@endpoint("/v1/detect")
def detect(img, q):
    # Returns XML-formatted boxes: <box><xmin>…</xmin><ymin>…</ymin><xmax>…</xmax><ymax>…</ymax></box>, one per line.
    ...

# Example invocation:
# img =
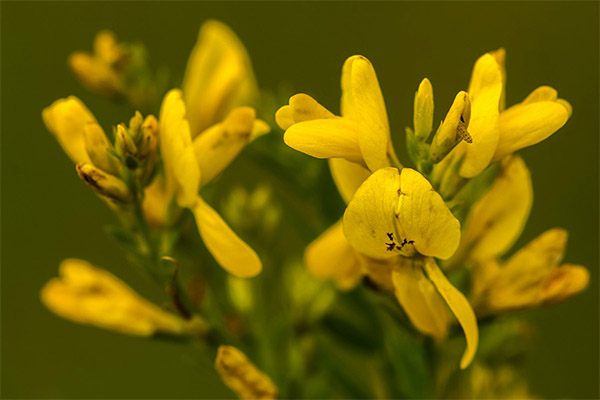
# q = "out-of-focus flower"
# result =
<box><xmin>69</xmin><ymin>30</ymin><xmax>165</xmax><ymax>111</ymax></box>
<box><xmin>182</xmin><ymin>20</ymin><xmax>259</xmax><ymax>137</ymax></box>
<box><xmin>445</xmin><ymin>155</ymin><xmax>533</xmax><ymax>269</ymax></box>
<box><xmin>215</xmin><ymin>345</ymin><xmax>278</xmax><ymax>400</ymax></box>
<box><xmin>472</xmin><ymin>228</ymin><xmax>589</xmax><ymax>315</ymax></box>
<box><xmin>343</xmin><ymin>167</ymin><xmax>477</xmax><ymax>369</ymax></box>
<box><xmin>443</xmin><ymin>48</ymin><xmax>571</xmax><ymax>178</ymax></box>
<box><xmin>69</xmin><ymin>30</ymin><xmax>126</xmax><ymax>98</ymax></box>
<box><xmin>41</xmin><ymin>259</ymin><xmax>200</xmax><ymax>336</ymax></box>
<box><xmin>157</xmin><ymin>89</ymin><xmax>266</xmax><ymax>278</ymax></box>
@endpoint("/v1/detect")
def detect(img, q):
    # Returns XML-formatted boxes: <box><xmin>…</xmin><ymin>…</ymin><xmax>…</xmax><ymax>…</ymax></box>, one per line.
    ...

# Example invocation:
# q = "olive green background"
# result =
<box><xmin>2</xmin><ymin>1</ymin><xmax>598</xmax><ymax>399</ymax></box>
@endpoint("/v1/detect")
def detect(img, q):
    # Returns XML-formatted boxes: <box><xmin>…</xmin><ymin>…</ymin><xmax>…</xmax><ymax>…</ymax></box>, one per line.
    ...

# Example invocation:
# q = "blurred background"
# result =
<box><xmin>2</xmin><ymin>2</ymin><xmax>598</xmax><ymax>398</ymax></box>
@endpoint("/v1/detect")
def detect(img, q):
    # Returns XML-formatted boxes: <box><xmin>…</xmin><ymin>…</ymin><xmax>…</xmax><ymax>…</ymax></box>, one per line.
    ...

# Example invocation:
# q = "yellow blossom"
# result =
<box><xmin>158</xmin><ymin>89</ymin><xmax>264</xmax><ymax>278</ymax></box>
<box><xmin>41</xmin><ymin>259</ymin><xmax>190</xmax><ymax>336</ymax></box>
<box><xmin>343</xmin><ymin>167</ymin><xmax>478</xmax><ymax>369</ymax></box>
<box><xmin>42</xmin><ymin>96</ymin><xmax>97</xmax><ymax>164</ymax></box>
<box><xmin>446</xmin><ymin>155</ymin><xmax>533</xmax><ymax>269</ymax></box>
<box><xmin>215</xmin><ymin>345</ymin><xmax>278</xmax><ymax>400</ymax></box>
<box><xmin>451</xmin><ymin>49</ymin><xmax>571</xmax><ymax>178</ymax></box>
<box><xmin>182</xmin><ymin>20</ymin><xmax>259</xmax><ymax>137</ymax></box>
<box><xmin>277</xmin><ymin>55</ymin><xmax>398</xmax><ymax>172</ymax></box>
<box><xmin>472</xmin><ymin>229</ymin><xmax>589</xmax><ymax>314</ymax></box>
<box><xmin>69</xmin><ymin>30</ymin><xmax>125</xmax><ymax>97</ymax></box>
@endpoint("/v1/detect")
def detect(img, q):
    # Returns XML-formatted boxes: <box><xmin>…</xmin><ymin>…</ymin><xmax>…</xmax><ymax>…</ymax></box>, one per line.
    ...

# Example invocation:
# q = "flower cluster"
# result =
<box><xmin>40</xmin><ymin>20</ymin><xmax>588</xmax><ymax>399</ymax></box>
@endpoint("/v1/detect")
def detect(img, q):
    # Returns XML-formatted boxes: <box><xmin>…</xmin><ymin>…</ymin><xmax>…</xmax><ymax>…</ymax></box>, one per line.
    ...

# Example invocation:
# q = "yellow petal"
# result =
<box><xmin>460</xmin><ymin>54</ymin><xmax>503</xmax><ymax>178</ymax></box>
<box><xmin>215</xmin><ymin>345</ymin><xmax>278</xmax><ymax>400</ymax></box>
<box><xmin>159</xmin><ymin>89</ymin><xmax>201</xmax><ymax>207</ymax></box>
<box><xmin>489</xmin><ymin>48</ymin><xmax>506</xmax><ymax>111</ymax></box>
<box><xmin>455</xmin><ymin>156</ymin><xmax>532</xmax><ymax>263</ymax></box>
<box><xmin>344</xmin><ymin>168</ymin><xmax>460</xmax><ymax>260</ymax></box>
<box><xmin>541</xmin><ymin>264</ymin><xmax>589</xmax><ymax>304</ymax></box>
<box><xmin>424</xmin><ymin>258</ymin><xmax>478</xmax><ymax>369</ymax></box>
<box><xmin>142</xmin><ymin>176</ymin><xmax>172</xmax><ymax>227</ymax></box>
<box><xmin>392</xmin><ymin>257</ymin><xmax>450</xmax><ymax>339</ymax></box>
<box><xmin>192</xmin><ymin>196</ymin><xmax>262</xmax><ymax>278</ymax></box>
<box><xmin>396</xmin><ymin>168</ymin><xmax>461</xmax><ymax>259</ymax></box>
<box><xmin>305</xmin><ymin>220</ymin><xmax>363</xmax><ymax>290</ymax></box>
<box><xmin>83</xmin><ymin>122</ymin><xmax>119</xmax><ymax>175</ymax></box>
<box><xmin>283</xmin><ymin>118</ymin><xmax>364</xmax><ymax>164</ymax></box>
<box><xmin>522</xmin><ymin>85</ymin><xmax>557</xmax><ymax>104</ymax></box>
<box><xmin>193</xmin><ymin>106</ymin><xmax>259</xmax><ymax>186</ymax></box>
<box><xmin>503</xmin><ymin>228</ymin><xmax>567</xmax><ymax>277</ymax></box>
<box><xmin>42</xmin><ymin>96</ymin><xmax>97</xmax><ymax>164</ymax></box>
<box><xmin>430</xmin><ymin>91</ymin><xmax>470</xmax><ymax>163</ymax></box>
<box><xmin>342</xmin><ymin>55</ymin><xmax>390</xmax><ymax>171</ymax></box>
<box><xmin>76</xmin><ymin>163</ymin><xmax>132</xmax><ymax>202</ymax></box>
<box><xmin>413</xmin><ymin>78</ymin><xmax>434</xmax><ymax>141</ymax></box>
<box><xmin>494</xmin><ymin>100</ymin><xmax>570</xmax><ymax>160</ymax></box>
<box><xmin>251</xmin><ymin>119</ymin><xmax>271</xmax><ymax>139</ymax></box>
<box><xmin>329</xmin><ymin>158</ymin><xmax>370</xmax><ymax>204</ymax></box>
<box><xmin>343</xmin><ymin>167</ymin><xmax>401</xmax><ymax>259</ymax></box>
<box><xmin>41</xmin><ymin>259</ymin><xmax>185</xmax><ymax>336</ymax></box>
<box><xmin>182</xmin><ymin>20</ymin><xmax>257</xmax><ymax>137</ymax></box>
<box><xmin>275</xmin><ymin>93</ymin><xmax>335</xmax><ymax>130</ymax></box>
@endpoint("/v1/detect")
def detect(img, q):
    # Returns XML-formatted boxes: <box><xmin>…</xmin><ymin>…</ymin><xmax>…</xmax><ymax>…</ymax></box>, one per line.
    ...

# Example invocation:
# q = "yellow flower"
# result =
<box><xmin>42</xmin><ymin>96</ymin><xmax>97</xmax><ymax>165</ymax></box>
<box><xmin>158</xmin><ymin>89</ymin><xmax>266</xmax><ymax>278</ymax></box>
<box><xmin>450</xmin><ymin>49</ymin><xmax>571</xmax><ymax>178</ymax></box>
<box><xmin>276</xmin><ymin>55</ymin><xmax>399</xmax><ymax>172</ymax></box>
<box><xmin>342</xmin><ymin>166</ymin><xmax>478</xmax><ymax>369</ymax></box>
<box><xmin>41</xmin><ymin>259</ymin><xmax>191</xmax><ymax>336</ymax></box>
<box><xmin>143</xmin><ymin>20</ymin><xmax>268</xmax><ymax>229</ymax></box>
<box><xmin>215</xmin><ymin>345</ymin><xmax>278</xmax><ymax>400</ymax></box>
<box><xmin>182</xmin><ymin>20</ymin><xmax>259</xmax><ymax>137</ymax></box>
<box><xmin>446</xmin><ymin>155</ymin><xmax>533</xmax><ymax>268</ymax></box>
<box><xmin>69</xmin><ymin>30</ymin><xmax>125</xmax><ymax>97</ymax></box>
<box><xmin>277</xmin><ymin>55</ymin><xmax>398</xmax><ymax>289</ymax></box>
<box><xmin>472</xmin><ymin>229</ymin><xmax>589</xmax><ymax>314</ymax></box>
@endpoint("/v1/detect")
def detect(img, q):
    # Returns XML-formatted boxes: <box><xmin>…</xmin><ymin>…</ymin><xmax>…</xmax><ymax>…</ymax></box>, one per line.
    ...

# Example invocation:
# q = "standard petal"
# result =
<box><xmin>494</xmin><ymin>100</ymin><xmax>570</xmax><ymax>160</ymax></box>
<box><xmin>192</xmin><ymin>197</ymin><xmax>262</xmax><ymax>278</ymax></box>
<box><xmin>541</xmin><ymin>264</ymin><xmax>589</xmax><ymax>304</ymax></box>
<box><xmin>42</xmin><ymin>96</ymin><xmax>97</xmax><ymax>164</ymax></box>
<box><xmin>329</xmin><ymin>158</ymin><xmax>370</xmax><ymax>204</ymax></box>
<box><xmin>343</xmin><ymin>167</ymin><xmax>401</xmax><ymax>259</ymax></box>
<box><xmin>159</xmin><ymin>89</ymin><xmax>201</xmax><ymax>207</ymax></box>
<box><xmin>305</xmin><ymin>220</ymin><xmax>363</xmax><ymax>290</ymax></box>
<box><xmin>392</xmin><ymin>257</ymin><xmax>450</xmax><ymax>339</ymax></box>
<box><xmin>424</xmin><ymin>258</ymin><xmax>478</xmax><ymax>369</ymax></box>
<box><xmin>460</xmin><ymin>54</ymin><xmax>503</xmax><ymax>178</ymax></box>
<box><xmin>453</xmin><ymin>156</ymin><xmax>532</xmax><ymax>264</ymax></box>
<box><xmin>182</xmin><ymin>20</ymin><xmax>257</xmax><ymax>136</ymax></box>
<box><xmin>275</xmin><ymin>93</ymin><xmax>335</xmax><ymax>130</ymax></box>
<box><xmin>397</xmin><ymin>168</ymin><xmax>461</xmax><ymax>260</ymax></box>
<box><xmin>344</xmin><ymin>55</ymin><xmax>391</xmax><ymax>171</ymax></box>
<box><xmin>283</xmin><ymin>119</ymin><xmax>364</xmax><ymax>164</ymax></box>
<box><xmin>193</xmin><ymin>106</ymin><xmax>260</xmax><ymax>186</ymax></box>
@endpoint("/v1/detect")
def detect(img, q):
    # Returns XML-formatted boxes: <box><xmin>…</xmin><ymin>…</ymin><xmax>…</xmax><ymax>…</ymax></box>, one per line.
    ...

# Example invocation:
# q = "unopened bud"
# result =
<box><xmin>84</xmin><ymin>122</ymin><xmax>120</xmax><ymax>175</ymax></box>
<box><xmin>76</xmin><ymin>163</ymin><xmax>131</xmax><ymax>202</ymax></box>
<box><xmin>129</xmin><ymin>111</ymin><xmax>144</xmax><ymax>142</ymax></box>
<box><xmin>430</xmin><ymin>91</ymin><xmax>471</xmax><ymax>163</ymax></box>
<box><xmin>414</xmin><ymin>78</ymin><xmax>434</xmax><ymax>141</ymax></box>
<box><xmin>115</xmin><ymin>124</ymin><xmax>138</xmax><ymax>167</ymax></box>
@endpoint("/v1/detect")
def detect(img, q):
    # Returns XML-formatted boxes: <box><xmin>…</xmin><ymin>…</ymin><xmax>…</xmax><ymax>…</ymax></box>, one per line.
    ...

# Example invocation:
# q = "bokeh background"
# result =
<box><xmin>2</xmin><ymin>1</ymin><xmax>598</xmax><ymax>399</ymax></box>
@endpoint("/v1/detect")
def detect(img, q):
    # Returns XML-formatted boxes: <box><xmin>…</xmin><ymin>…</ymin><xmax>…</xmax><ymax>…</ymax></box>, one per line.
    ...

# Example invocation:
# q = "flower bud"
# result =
<box><xmin>215</xmin><ymin>345</ymin><xmax>278</xmax><ymax>400</ymax></box>
<box><xmin>413</xmin><ymin>78</ymin><xmax>434</xmax><ymax>141</ymax></box>
<box><xmin>115</xmin><ymin>124</ymin><xmax>138</xmax><ymax>169</ymax></box>
<box><xmin>430</xmin><ymin>91</ymin><xmax>471</xmax><ymax>163</ymax></box>
<box><xmin>76</xmin><ymin>163</ymin><xmax>132</xmax><ymax>202</ymax></box>
<box><xmin>128</xmin><ymin>111</ymin><xmax>144</xmax><ymax>142</ymax></box>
